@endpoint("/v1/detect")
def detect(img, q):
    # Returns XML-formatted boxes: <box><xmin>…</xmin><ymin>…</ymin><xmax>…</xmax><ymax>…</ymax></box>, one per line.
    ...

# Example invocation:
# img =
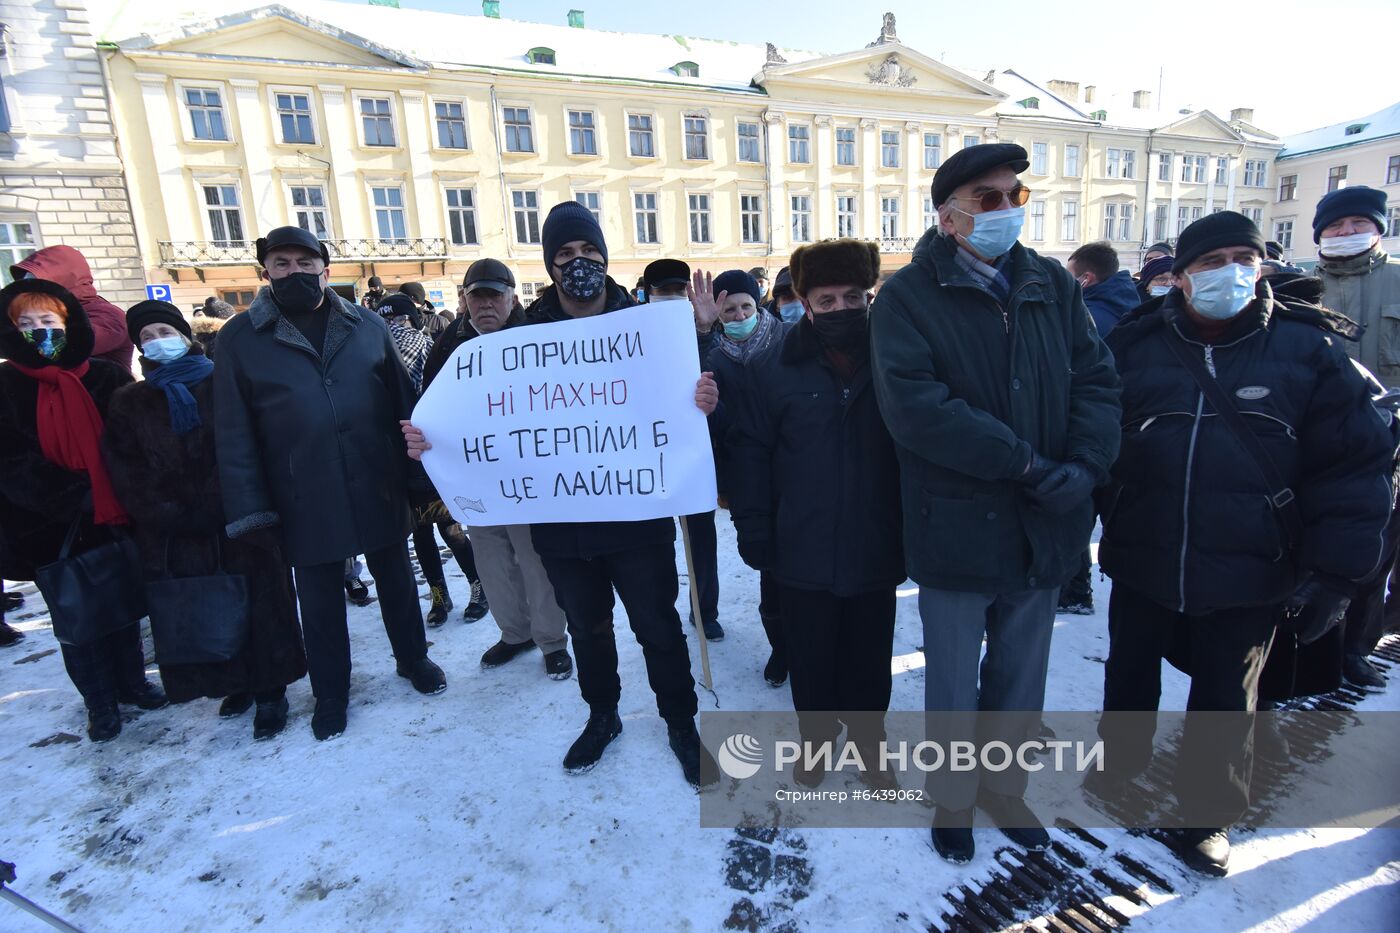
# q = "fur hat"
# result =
<box><xmin>788</xmin><ymin>239</ymin><xmax>881</xmax><ymax>296</ymax></box>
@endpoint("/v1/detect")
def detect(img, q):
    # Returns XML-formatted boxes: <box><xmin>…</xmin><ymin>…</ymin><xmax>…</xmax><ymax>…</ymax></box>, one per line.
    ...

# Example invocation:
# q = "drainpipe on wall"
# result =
<box><xmin>761</xmin><ymin>107</ymin><xmax>774</xmax><ymax>264</ymax></box>
<box><xmin>1141</xmin><ymin>128</ymin><xmax>1156</xmax><ymax>258</ymax></box>
<box><xmin>488</xmin><ymin>83</ymin><xmax>514</xmax><ymax>263</ymax></box>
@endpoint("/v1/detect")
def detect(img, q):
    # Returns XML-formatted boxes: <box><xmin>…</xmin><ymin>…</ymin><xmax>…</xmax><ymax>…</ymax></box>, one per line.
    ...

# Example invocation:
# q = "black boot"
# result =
<box><xmin>1175</xmin><ymin>827</ymin><xmax>1230</xmax><ymax>877</ymax></box>
<box><xmin>86</xmin><ymin>702</ymin><xmax>122</xmax><ymax>743</ymax></box>
<box><xmin>667</xmin><ymin>718</ymin><xmax>719</xmax><ymax>788</ymax></box>
<box><xmin>931</xmin><ymin>805</ymin><xmax>976</xmax><ymax>863</ymax></box>
<box><xmin>117</xmin><ymin>681</ymin><xmax>169</xmax><ymax>710</ymax></box>
<box><xmin>976</xmin><ymin>788</ymin><xmax>1050</xmax><ymax>850</ymax></box>
<box><xmin>0</xmin><ymin>619</ymin><xmax>24</xmax><ymax>648</ymax></box>
<box><xmin>344</xmin><ymin>577</ymin><xmax>375</xmax><ymax>607</ymax></box>
<box><xmin>252</xmin><ymin>691</ymin><xmax>289</xmax><ymax>740</ymax></box>
<box><xmin>312</xmin><ymin>697</ymin><xmax>348</xmax><ymax>741</ymax></box>
<box><xmin>763</xmin><ymin>651</ymin><xmax>787</xmax><ymax>688</ymax></box>
<box><xmin>1343</xmin><ymin>653</ymin><xmax>1387</xmax><ymax>691</ymax></box>
<box><xmin>425</xmin><ymin>583</ymin><xmax>452</xmax><ymax>628</ymax></box>
<box><xmin>397</xmin><ymin>656</ymin><xmax>447</xmax><ymax>694</ymax></box>
<box><xmin>480</xmin><ymin>638</ymin><xmax>535</xmax><ymax>668</ymax></box>
<box><xmin>219</xmin><ymin>693</ymin><xmax>254</xmax><ymax>718</ymax></box>
<box><xmin>463</xmin><ymin>579</ymin><xmax>489</xmax><ymax>623</ymax></box>
<box><xmin>563</xmin><ymin>709</ymin><xmax>623</xmax><ymax>774</ymax></box>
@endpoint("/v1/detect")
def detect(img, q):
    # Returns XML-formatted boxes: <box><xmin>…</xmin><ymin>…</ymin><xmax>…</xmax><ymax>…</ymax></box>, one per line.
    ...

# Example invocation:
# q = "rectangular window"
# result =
<box><xmin>360</xmin><ymin>97</ymin><xmax>395</xmax><ymax>147</ymax></box>
<box><xmin>1244</xmin><ymin>159</ymin><xmax>1268</xmax><ymax>187</ymax></box>
<box><xmin>790</xmin><ymin>195</ymin><xmax>812</xmax><ymax>243</ymax></box>
<box><xmin>740</xmin><ymin>194</ymin><xmax>763</xmax><ymax>243</ymax></box>
<box><xmin>1122</xmin><ymin>150</ymin><xmax>1136</xmax><ymax>179</ymax></box>
<box><xmin>737</xmin><ymin>122</ymin><xmax>761</xmax><ymax>163</ymax></box>
<box><xmin>1103</xmin><ymin>202</ymin><xmax>1118</xmax><ymax>239</ymax></box>
<box><xmin>1030</xmin><ymin>201</ymin><xmax>1046</xmax><ymax>240</ymax></box>
<box><xmin>1032</xmin><ymin>142</ymin><xmax>1048</xmax><ymax>175</ymax></box>
<box><xmin>1387</xmin><ymin>207</ymin><xmax>1400</xmax><ymax>239</ymax></box>
<box><xmin>1158</xmin><ymin>152</ymin><xmax>1172</xmax><ymax>181</ymax></box>
<box><xmin>1106</xmin><ymin>148</ymin><xmax>1121</xmax><ymax>178</ymax></box>
<box><xmin>683</xmin><ymin>114</ymin><xmax>709</xmax><ymax>160</ymax></box>
<box><xmin>923</xmin><ymin>196</ymin><xmax>938</xmax><ymax>233</ymax></box>
<box><xmin>1182</xmin><ymin>154</ymin><xmax>1206</xmax><ymax>183</ymax></box>
<box><xmin>1327</xmin><ymin>165</ymin><xmax>1347</xmax><ymax>192</ymax></box>
<box><xmin>511</xmin><ymin>189</ymin><xmax>540</xmax><ymax>244</ymax></box>
<box><xmin>1060</xmin><ymin>198</ymin><xmax>1079</xmax><ymax>241</ymax></box>
<box><xmin>836</xmin><ymin>195</ymin><xmax>857</xmax><ymax>239</ymax></box>
<box><xmin>788</xmin><ymin>124</ymin><xmax>810</xmax><ymax>164</ymax></box>
<box><xmin>1279</xmin><ymin>174</ymin><xmax>1297</xmax><ymax>201</ymax></box>
<box><xmin>0</xmin><ymin>221</ymin><xmax>39</xmax><ymax>285</ymax></box>
<box><xmin>1102</xmin><ymin>202</ymin><xmax>1133</xmax><ymax>241</ymax></box>
<box><xmin>434</xmin><ymin>101</ymin><xmax>469</xmax><ymax>149</ymax></box>
<box><xmin>963</xmin><ymin>135</ymin><xmax>979</xmax><ymax>150</ymax></box>
<box><xmin>1242</xmin><ymin>206</ymin><xmax>1263</xmax><ymax>225</ymax></box>
<box><xmin>687</xmin><ymin>193</ymin><xmax>712</xmax><ymax>244</ymax></box>
<box><xmin>288</xmin><ymin>185</ymin><xmax>330</xmax><ymax>240</ymax></box>
<box><xmin>836</xmin><ymin>127</ymin><xmax>856</xmax><ymax>166</ymax></box>
<box><xmin>628</xmin><ymin>113</ymin><xmax>655</xmax><ymax>158</ymax></box>
<box><xmin>1273</xmin><ymin>219</ymin><xmax>1293</xmax><ymax>251</ymax></box>
<box><xmin>1154</xmin><ymin>203</ymin><xmax>1169</xmax><ymax>241</ymax></box>
<box><xmin>1388</xmin><ymin>155</ymin><xmax>1400</xmax><ymax>186</ymax></box>
<box><xmin>203</xmin><ymin>184</ymin><xmax>243</xmax><ymax>245</ymax></box>
<box><xmin>503</xmin><ymin>106</ymin><xmax>533</xmax><ymax>153</ymax></box>
<box><xmin>370</xmin><ymin>186</ymin><xmax>406</xmax><ymax>242</ymax></box>
<box><xmin>573</xmin><ymin>190</ymin><xmax>601</xmax><ymax>225</ymax></box>
<box><xmin>1214</xmin><ymin>157</ymin><xmax>1228</xmax><ymax>185</ymax></box>
<box><xmin>880</xmin><ymin>196</ymin><xmax>900</xmax><ymax>239</ymax></box>
<box><xmin>184</xmin><ymin>87</ymin><xmax>228</xmax><ymax>141</ymax></box>
<box><xmin>923</xmin><ymin>133</ymin><xmax>942</xmax><ymax>170</ymax></box>
<box><xmin>1064</xmin><ymin>144</ymin><xmax>1080</xmax><ymax>177</ymax></box>
<box><xmin>1118</xmin><ymin>203</ymin><xmax>1135</xmax><ymax>241</ymax></box>
<box><xmin>633</xmin><ymin>192</ymin><xmax>658</xmax><ymax>244</ymax></box>
<box><xmin>568</xmin><ymin>109</ymin><xmax>597</xmax><ymax>156</ymax></box>
<box><xmin>445</xmin><ymin>188</ymin><xmax>478</xmax><ymax>246</ymax></box>
<box><xmin>881</xmin><ymin>130</ymin><xmax>900</xmax><ymax>169</ymax></box>
<box><xmin>1177</xmin><ymin>204</ymin><xmax>1203</xmax><ymax>234</ymax></box>
<box><xmin>275</xmin><ymin>92</ymin><xmax>314</xmax><ymax>145</ymax></box>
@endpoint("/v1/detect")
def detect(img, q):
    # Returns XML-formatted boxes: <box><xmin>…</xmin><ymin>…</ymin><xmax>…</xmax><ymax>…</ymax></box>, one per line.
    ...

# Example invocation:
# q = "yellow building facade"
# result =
<box><xmin>97</xmin><ymin>3</ymin><xmax>1282</xmax><ymax>311</ymax></box>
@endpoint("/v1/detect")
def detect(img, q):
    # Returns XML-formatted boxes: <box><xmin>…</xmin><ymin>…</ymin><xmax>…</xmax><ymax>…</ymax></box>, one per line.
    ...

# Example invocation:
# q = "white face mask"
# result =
<box><xmin>1149</xmin><ymin>285</ymin><xmax>1172</xmax><ymax>297</ymax></box>
<box><xmin>1319</xmin><ymin>232</ymin><xmax>1378</xmax><ymax>258</ymax></box>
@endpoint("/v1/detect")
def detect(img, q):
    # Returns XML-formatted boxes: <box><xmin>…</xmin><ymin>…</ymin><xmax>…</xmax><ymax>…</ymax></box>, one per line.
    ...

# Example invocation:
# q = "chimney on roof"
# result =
<box><xmin>482</xmin><ymin>0</ymin><xmax>500</xmax><ymax>16</ymax></box>
<box><xmin>1046</xmin><ymin>79</ymin><xmax>1079</xmax><ymax>101</ymax></box>
<box><xmin>1132</xmin><ymin>89</ymin><xmax>1152</xmax><ymax>109</ymax></box>
<box><xmin>567</xmin><ymin>9</ymin><xmax>585</xmax><ymax>28</ymax></box>
<box><xmin>1084</xmin><ymin>85</ymin><xmax>1096</xmax><ymax>104</ymax></box>
<box><xmin>1230</xmin><ymin>107</ymin><xmax>1254</xmax><ymax>124</ymax></box>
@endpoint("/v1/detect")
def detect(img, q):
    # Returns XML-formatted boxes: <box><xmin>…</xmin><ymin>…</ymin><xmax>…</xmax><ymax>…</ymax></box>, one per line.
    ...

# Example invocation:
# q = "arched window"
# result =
<box><xmin>526</xmin><ymin>47</ymin><xmax>556</xmax><ymax>66</ymax></box>
<box><xmin>672</xmin><ymin>61</ymin><xmax>699</xmax><ymax>78</ymax></box>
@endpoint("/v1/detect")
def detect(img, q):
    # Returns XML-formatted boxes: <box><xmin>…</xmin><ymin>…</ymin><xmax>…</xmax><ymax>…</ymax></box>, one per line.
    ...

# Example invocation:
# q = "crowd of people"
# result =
<box><xmin>2</xmin><ymin>141</ymin><xmax>1398</xmax><ymax>880</ymax></box>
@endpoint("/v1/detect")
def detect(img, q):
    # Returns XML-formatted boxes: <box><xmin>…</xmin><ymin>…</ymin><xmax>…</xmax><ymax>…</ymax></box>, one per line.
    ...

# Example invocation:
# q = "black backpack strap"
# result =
<box><xmin>1163</xmin><ymin>326</ymin><xmax>1304</xmax><ymax>547</ymax></box>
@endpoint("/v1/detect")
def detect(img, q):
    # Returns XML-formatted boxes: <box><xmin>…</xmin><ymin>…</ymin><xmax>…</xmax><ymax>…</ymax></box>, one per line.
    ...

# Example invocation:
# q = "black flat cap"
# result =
<box><xmin>643</xmin><ymin>258</ymin><xmax>691</xmax><ymax>289</ymax></box>
<box><xmin>932</xmin><ymin>142</ymin><xmax>1030</xmax><ymax>207</ymax></box>
<box><xmin>255</xmin><ymin>225</ymin><xmax>330</xmax><ymax>266</ymax></box>
<box><xmin>463</xmin><ymin>258</ymin><xmax>516</xmax><ymax>293</ymax></box>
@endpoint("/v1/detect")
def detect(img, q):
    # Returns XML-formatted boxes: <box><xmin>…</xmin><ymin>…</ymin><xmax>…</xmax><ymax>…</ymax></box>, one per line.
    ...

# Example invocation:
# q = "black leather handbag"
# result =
<box><xmin>35</xmin><ymin>518</ymin><xmax>147</xmax><ymax>647</ymax></box>
<box><xmin>146</xmin><ymin>536</ymin><xmax>249</xmax><ymax>665</ymax></box>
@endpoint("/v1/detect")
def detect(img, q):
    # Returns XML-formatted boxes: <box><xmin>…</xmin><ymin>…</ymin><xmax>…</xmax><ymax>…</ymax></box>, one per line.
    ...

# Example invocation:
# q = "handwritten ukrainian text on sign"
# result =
<box><xmin>412</xmin><ymin>303</ymin><xmax>717</xmax><ymax>526</ymax></box>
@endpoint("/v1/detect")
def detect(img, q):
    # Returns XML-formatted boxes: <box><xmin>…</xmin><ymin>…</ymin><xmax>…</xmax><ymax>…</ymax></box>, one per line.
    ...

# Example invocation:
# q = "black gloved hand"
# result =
<box><xmin>737</xmin><ymin>535</ymin><xmax>773</xmax><ymax>572</ymax></box>
<box><xmin>1018</xmin><ymin>452</ymin><xmax>1058</xmax><ymax>487</ymax></box>
<box><xmin>1025</xmin><ymin>461</ymin><xmax>1096</xmax><ymax>514</ymax></box>
<box><xmin>1283</xmin><ymin>574</ymin><xmax>1353</xmax><ymax>645</ymax></box>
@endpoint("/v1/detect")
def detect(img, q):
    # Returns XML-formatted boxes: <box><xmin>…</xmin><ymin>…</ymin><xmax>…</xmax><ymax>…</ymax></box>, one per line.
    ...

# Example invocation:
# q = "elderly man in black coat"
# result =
<box><xmin>213</xmin><ymin>226</ymin><xmax>445</xmax><ymax>741</ymax></box>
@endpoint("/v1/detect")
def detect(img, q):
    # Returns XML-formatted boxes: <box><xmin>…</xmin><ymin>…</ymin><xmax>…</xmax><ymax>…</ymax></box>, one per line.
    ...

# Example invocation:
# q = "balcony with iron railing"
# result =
<box><xmin>158</xmin><ymin>238</ymin><xmax>449</xmax><ymax>267</ymax></box>
<box><xmin>877</xmin><ymin>236</ymin><xmax>920</xmax><ymax>253</ymax></box>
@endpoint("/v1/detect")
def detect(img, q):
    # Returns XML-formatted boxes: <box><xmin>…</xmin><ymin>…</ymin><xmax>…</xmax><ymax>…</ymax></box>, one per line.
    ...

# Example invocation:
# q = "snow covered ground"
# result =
<box><xmin>2</xmin><ymin>516</ymin><xmax>1397</xmax><ymax>931</ymax></box>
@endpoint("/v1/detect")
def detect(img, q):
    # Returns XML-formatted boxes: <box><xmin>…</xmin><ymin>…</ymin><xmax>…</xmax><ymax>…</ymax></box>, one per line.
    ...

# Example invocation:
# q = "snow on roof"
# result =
<box><xmin>988</xmin><ymin>70</ymin><xmax>1092</xmax><ymax>123</ymax></box>
<box><xmin>1279</xmin><ymin>100</ymin><xmax>1400</xmax><ymax>158</ymax></box>
<box><xmin>91</xmin><ymin>0</ymin><xmax>822</xmax><ymax>92</ymax></box>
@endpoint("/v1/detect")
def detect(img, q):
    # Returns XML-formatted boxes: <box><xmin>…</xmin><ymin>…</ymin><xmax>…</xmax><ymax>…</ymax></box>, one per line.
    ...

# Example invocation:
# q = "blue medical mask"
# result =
<box><xmin>778</xmin><ymin>301</ymin><xmax>805</xmax><ymax>323</ymax></box>
<box><xmin>961</xmin><ymin>206</ymin><xmax>1025</xmax><ymax>259</ymax></box>
<box><xmin>142</xmin><ymin>336</ymin><xmax>190</xmax><ymax>362</ymax></box>
<box><xmin>1149</xmin><ymin>285</ymin><xmax>1172</xmax><ymax>297</ymax></box>
<box><xmin>1187</xmin><ymin>263</ymin><xmax>1257</xmax><ymax>320</ymax></box>
<box><xmin>722</xmin><ymin>313</ymin><xmax>760</xmax><ymax>340</ymax></box>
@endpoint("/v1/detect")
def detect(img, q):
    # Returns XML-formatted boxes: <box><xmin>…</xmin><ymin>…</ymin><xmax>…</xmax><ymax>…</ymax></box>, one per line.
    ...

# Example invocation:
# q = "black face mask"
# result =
<box><xmin>270</xmin><ymin>272</ymin><xmax>325</xmax><ymax>313</ymax></box>
<box><xmin>809</xmin><ymin>306</ymin><xmax>869</xmax><ymax>347</ymax></box>
<box><xmin>553</xmin><ymin>257</ymin><xmax>608</xmax><ymax>303</ymax></box>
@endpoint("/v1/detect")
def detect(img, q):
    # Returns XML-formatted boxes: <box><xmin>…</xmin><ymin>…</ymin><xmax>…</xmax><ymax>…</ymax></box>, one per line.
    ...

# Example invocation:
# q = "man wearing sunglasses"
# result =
<box><xmin>871</xmin><ymin>142</ymin><xmax>1122</xmax><ymax>863</ymax></box>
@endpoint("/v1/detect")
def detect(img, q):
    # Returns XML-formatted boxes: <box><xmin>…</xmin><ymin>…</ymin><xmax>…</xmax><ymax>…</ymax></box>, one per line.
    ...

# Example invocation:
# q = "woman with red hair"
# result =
<box><xmin>0</xmin><ymin>279</ymin><xmax>166</xmax><ymax>741</ymax></box>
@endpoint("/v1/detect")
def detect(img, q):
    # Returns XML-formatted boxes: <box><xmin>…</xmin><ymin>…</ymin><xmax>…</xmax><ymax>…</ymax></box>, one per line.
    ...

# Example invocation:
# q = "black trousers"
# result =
<box><xmin>777</xmin><ymin>585</ymin><xmax>896</xmax><ymax>747</ymax></box>
<box><xmin>59</xmin><ymin>622</ymin><xmax>147</xmax><ymax>708</ymax></box>
<box><xmin>412</xmin><ymin>520</ymin><xmax>478</xmax><ymax>586</ymax></box>
<box><xmin>1100</xmin><ymin>583</ymin><xmax>1277</xmax><ymax>827</ymax></box>
<box><xmin>1061</xmin><ymin>548</ymin><xmax>1094</xmax><ymax>605</ymax></box>
<box><xmin>541</xmin><ymin>545</ymin><xmax>697</xmax><ymax>722</ymax></box>
<box><xmin>683</xmin><ymin>511</ymin><xmax>719</xmax><ymax>626</ymax></box>
<box><xmin>293</xmin><ymin>541</ymin><xmax>428</xmax><ymax>700</ymax></box>
<box><xmin>759</xmin><ymin>571</ymin><xmax>786</xmax><ymax>662</ymax></box>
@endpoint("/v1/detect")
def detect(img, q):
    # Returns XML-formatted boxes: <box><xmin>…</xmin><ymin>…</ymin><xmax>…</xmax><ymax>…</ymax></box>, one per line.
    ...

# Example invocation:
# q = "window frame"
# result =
<box><xmin>1106</xmin><ymin>148</ymin><xmax>1121</xmax><ymax>178</ymax></box>
<box><xmin>444</xmin><ymin>186</ymin><xmax>480</xmax><ymax>248</ymax></box>
<box><xmin>686</xmin><ymin>191</ymin><xmax>713</xmax><ymax>245</ymax></box>
<box><xmin>367</xmin><ymin>182</ymin><xmax>409</xmax><ymax>243</ymax></box>
<box><xmin>787</xmin><ymin>122</ymin><xmax>811</xmax><ymax>165</ymax></box>
<box><xmin>922</xmin><ymin>132</ymin><xmax>942</xmax><ymax>170</ymax></box>
<box><xmin>1386</xmin><ymin>206</ymin><xmax>1400</xmax><ymax>239</ymax></box>
<box><xmin>565</xmin><ymin>106</ymin><xmax>600</xmax><ymax>158</ymax></box>
<box><xmin>510</xmin><ymin>187</ymin><xmax>542</xmax><ymax>245</ymax></box>
<box><xmin>880</xmin><ymin>129</ymin><xmax>901</xmax><ymax>170</ymax></box>
<box><xmin>836</xmin><ymin>193</ymin><xmax>858</xmax><ymax>239</ymax></box>
<box><xmin>1157</xmin><ymin>152</ymin><xmax>1173</xmax><ymax>182</ymax></box>
<box><xmin>0</xmin><ymin>218</ymin><xmax>41</xmax><ymax>286</ymax></box>
<box><xmin>625</xmin><ymin>110</ymin><xmax>658</xmax><ymax>160</ymax></box>
<box><xmin>1214</xmin><ymin>156</ymin><xmax>1229</xmax><ymax>186</ymax></box>
<box><xmin>431</xmin><ymin>96</ymin><xmax>472</xmax><ymax>152</ymax></box>
<box><xmin>739</xmin><ymin>193</ymin><xmax>764</xmax><ymax>244</ymax></box>
<box><xmin>285</xmin><ymin>181</ymin><xmax>333</xmax><ymax>240</ymax></box>
<box><xmin>835</xmin><ymin>126</ymin><xmax>857</xmax><ymax>167</ymax></box>
<box><xmin>1272</xmin><ymin>219</ymin><xmax>1294</xmax><ymax>251</ymax></box>
<box><xmin>632</xmin><ymin>189</ymin><xmax>660</xmax><ymax>245</ymax></box>
<box><xmin>1031</xmin><ymin>141</ymin><xmax>1049</xmax><ymax>176</ymax></box>
<box><xmin>737</xmin><ymin>120</ymin><xmax>762</xmax><ymax>164</ymax></box>
<box><xmin>1278</xmin><ymin>174</ymin><xmax>1297</xmax><ymax>201</ymax></box>
<box><xmin>353</xmin><ymin>92</ymin><xmax>399</xmax><ymax>149</ymax></box>
<box><xmin>1060</xmin><ymin>197</ymin><xmax>1080</xmax><ymax>242</ymax></box>
<box><xmin>175</xmin><ymin>80</ymin><xmax>233</xmax><ymax>145</ymax></box>
<box><xmin>1327</xmin><ymin>165</ymin><xmax>1348</xmax><ymax>192</ymax></box>
<box><xmin>682</xmin><ymin>112</ymin><xmax>711</xmax><ymax>162</ymax></box>
<box><xmin>790</xmin><ymin>193</ymin><xmax>813</xmax><ymax>244</ymax></box>
<box><xmin>572</xmin><ymin>189</ymin><xmax>602</xmax><ymax>226</ymax></box>
<box><xmin>195</xmin><ymin>178</ymin><xmax>247</xmax><ymax>245</ymax></box>
<box><xmin>267</xmin><ymin>85</ymin><xmax>319</xmax><ymax>147</ymax></box>
<box><xmin>1063</xmin><ymin>143</ymin><xmax>1080</xmax><ymax>178</ymax></box>
<box><xmin>1387</xmin><ymin>155</ymin><xmax>1400</xmax><ymax>186</ymax></box>
<box><xmin>1029</xmin><ymin>200</ymin><xmax>1047</xmax><ymax>241</ymax></box>
<box><xmin>500</xmin><ymin>103</ymin><xmax>536</xmax><ymax>154</ymax></box>
<box><xmin>880</xmin><ymin>194</ymin><xmax>900</xmax><ymax>239</ymax></box>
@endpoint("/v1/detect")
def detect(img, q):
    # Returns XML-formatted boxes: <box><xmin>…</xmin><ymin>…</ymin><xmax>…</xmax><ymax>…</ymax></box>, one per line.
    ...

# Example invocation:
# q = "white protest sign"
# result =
<box><xmin>412</xmin><ymin>302</ymin><xmax>717</xmax><ymax>527</ymax></box>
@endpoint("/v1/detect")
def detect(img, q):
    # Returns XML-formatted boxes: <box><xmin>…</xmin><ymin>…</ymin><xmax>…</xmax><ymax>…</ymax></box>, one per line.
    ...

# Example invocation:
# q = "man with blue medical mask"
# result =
<box><xmin>1093</xmin><ymin>211</ymin><xmax>1395</xmax><ymax>877</ymax></box>
<box><xmin>870</xmin><ymin>142</ymin><xmax>1122</xmax><ymax>865</ymax></box>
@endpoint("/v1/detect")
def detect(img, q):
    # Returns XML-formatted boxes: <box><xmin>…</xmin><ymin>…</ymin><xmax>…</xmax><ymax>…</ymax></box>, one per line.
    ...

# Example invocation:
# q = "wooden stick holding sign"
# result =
<box><xmin>679</xmin><ymin>514</ymin><xmax>713</xmax><ymax>691</ymax></box>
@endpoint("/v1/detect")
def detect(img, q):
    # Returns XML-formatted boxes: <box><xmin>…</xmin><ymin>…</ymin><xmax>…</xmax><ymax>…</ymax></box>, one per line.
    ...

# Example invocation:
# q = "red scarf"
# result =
<box><xmin>10</xmin><ymin>361</ymin><xmax>129</xmax><ymax>526</ymax></box>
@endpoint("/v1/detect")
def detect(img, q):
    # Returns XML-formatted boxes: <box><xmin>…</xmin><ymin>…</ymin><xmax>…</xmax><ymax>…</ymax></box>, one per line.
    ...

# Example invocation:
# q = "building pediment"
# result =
<box><xmin>1158</xmin><ymin>111</ymin><xmax>1243</xmax><ymax>144</ymax></box>
<box><xmin>758</xmin><ymin>43</ymin><xmax>1004</xmax><ymax>105</ymax></box>
<box><xmin>112</xmin><ymin>4</ymin><xmax>425</xmax><ymax>71</ymax></box>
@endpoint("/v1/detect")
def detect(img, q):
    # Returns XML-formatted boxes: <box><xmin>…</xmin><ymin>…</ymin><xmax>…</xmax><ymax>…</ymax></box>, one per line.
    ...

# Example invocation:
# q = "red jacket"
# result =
<box><xmin>12</xmin><ymin>246</ymin><xmax>134</xmax><ymax>369</ymax></box>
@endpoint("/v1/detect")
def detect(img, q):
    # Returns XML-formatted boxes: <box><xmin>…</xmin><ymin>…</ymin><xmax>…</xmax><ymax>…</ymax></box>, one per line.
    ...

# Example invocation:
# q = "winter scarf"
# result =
<box><xmin>9</xmin><ymin>360</ymin><xmax>129</xmax><ymax>525</ymax></box>
<box><xmin>715</xmin><ymin>306</ymin><xmax>785</xmax><ymax>365</ymax></box>
<box><xmin>145</xmin><ymin>353</ymin><xmax>215</xmax><ymax>434</ymax></box>
<box><xmin>390</xmin><ymin>323</ymin><xmax>430</xmax><ymax>395</ymax></box>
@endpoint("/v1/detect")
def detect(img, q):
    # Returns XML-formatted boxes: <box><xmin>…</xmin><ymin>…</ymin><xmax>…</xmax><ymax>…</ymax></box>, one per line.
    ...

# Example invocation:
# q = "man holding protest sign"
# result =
<box><xmin>404</xmin><ymin>202</ymin><xmax>720</xmax><ymax>788</ymax></box>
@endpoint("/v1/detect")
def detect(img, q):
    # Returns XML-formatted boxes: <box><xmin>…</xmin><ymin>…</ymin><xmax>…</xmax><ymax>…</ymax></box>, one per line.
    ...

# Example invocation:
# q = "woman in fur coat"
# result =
<box><xmin>103</xmin><ymin>300</ymin><xmax>306</xmax><ymax>740</ymax></box>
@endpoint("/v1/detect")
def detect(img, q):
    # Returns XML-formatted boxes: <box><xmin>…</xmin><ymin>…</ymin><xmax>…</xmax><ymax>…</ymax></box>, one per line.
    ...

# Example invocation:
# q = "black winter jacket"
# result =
<box><xmin>728</xmin><ymin>318</ymin><xmax>905</xmax><ymax>596</ymax></box>
<box><xmin>521</xmin><ymin>279</ymin><xmax>677</xmax><ymax>559</ymax></box>
<box><xmin>1098</xmin><ymin>282</ymin><xmax>1395</xmax><ymax>614</ymax></box>
<box><xmin>213</xmin><ymin>286</ymin><xmax>422</xmax><ymax>567</ymax></box>
<box><xmin>871</xmin><ymin>229</ymin><xmax>1122</xmax><ymax>594</ymax></box>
